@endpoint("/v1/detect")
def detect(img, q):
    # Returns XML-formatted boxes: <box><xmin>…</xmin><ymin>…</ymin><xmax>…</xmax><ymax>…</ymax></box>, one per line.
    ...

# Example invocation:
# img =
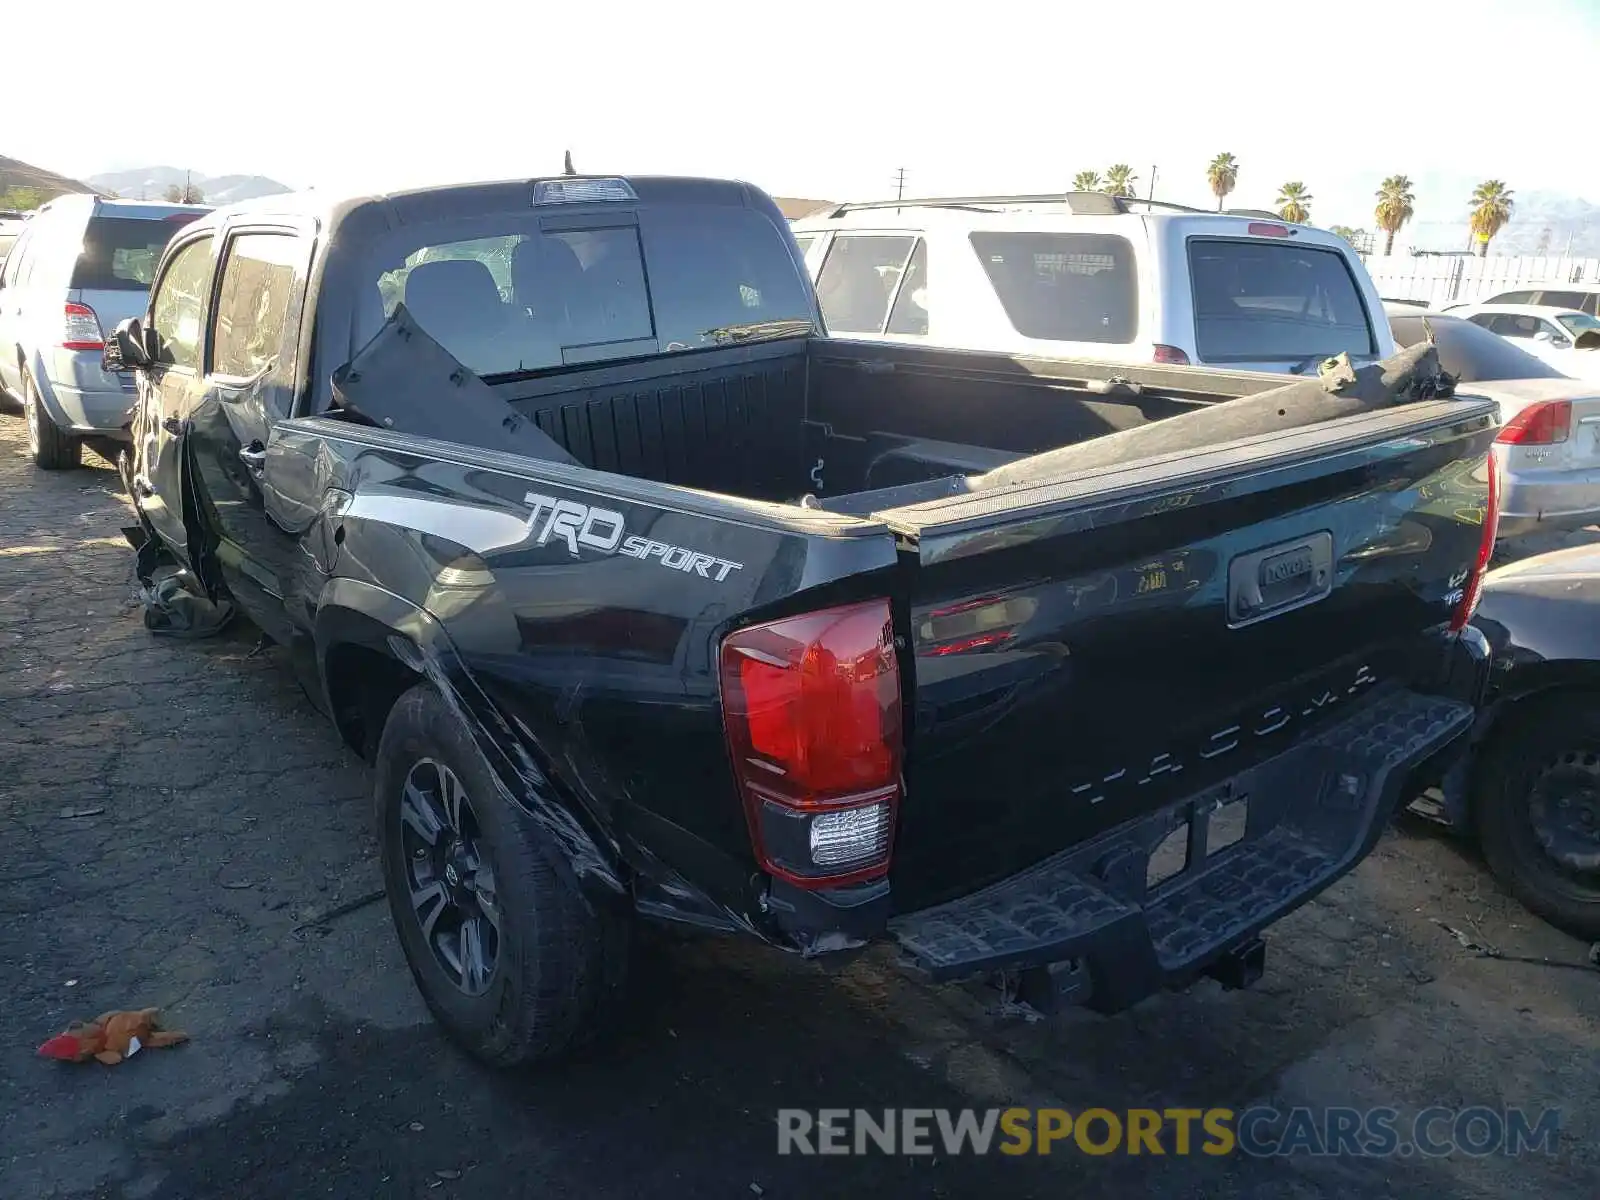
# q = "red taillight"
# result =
<box><xmin>1153</xmin><ymin>344</ymin><xmax>1191</xmax><ymax>366</ymax></box>
<box><xmin>1247</xmin><ymin>222</ymin><xmax>1291</xmax><ymax>237</ymax></box>
<box><xmin>1495</xmin><ymin>400</ymin><xmax>1571</xmax><ymax>446</ymax></box>
<box><xmin>1449</xmin><ymin>455</ymin><xmax>1501</xmax><ymax>633</ymax></box>
<box><xmin>719</xmin><ymin>599</ymin><xmax>903</xmax><ymax>888</ymax></box>
<box><xmin>61</xmin><ymin>302</ymin><xmax>104</xmax><ymax>351</ymax></box>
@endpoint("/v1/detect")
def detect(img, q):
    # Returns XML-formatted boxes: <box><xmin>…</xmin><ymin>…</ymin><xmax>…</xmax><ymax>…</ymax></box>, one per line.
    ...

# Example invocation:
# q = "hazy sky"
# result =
<box><xmin>12</xmin><ymin>0</ymin><xmax>1598</xmax><ymax>228</ymax></box>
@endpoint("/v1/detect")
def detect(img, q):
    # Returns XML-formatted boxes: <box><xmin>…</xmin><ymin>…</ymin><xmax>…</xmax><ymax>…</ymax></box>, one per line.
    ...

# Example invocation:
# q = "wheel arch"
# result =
<box><xmin>314</xmin><ymin>579</ymin><xmax>445</xmax><ymax>760</ymax></box>
<box><xmin>1463</xmin><ymin>665</ymin><xmax>1600</xmax><ymax>829</ymax></box>
<box><xmin>314</xmin><ymin>578</ymin><xmax>629</xmax><ymax>899</ymax></box>
<box><xmin>20</xmin><ymin>346</ymin><xmax>71</xmax><ymax>426</ymax></box>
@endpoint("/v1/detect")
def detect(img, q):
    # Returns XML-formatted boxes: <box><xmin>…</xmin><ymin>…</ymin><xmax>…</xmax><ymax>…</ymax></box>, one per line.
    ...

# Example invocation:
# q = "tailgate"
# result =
<box><xmin>875</xmin><ymin>395</ymin><xmax>1498</xmax><ymax>914</ymax></box>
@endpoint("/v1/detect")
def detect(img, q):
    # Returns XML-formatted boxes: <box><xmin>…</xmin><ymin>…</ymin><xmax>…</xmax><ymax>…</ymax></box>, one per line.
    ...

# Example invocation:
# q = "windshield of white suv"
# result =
<box><xmin>1188</xmin><ymin>239</ymin><xmax>1376</xmax><ymax>362</ymax></box>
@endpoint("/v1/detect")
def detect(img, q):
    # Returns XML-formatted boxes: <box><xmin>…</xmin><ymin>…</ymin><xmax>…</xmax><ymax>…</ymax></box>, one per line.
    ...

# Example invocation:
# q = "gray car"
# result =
<box><xmin>0</xmin><ymin>195</ymin><xmax>207</xmax><ymax>468</ymax></box>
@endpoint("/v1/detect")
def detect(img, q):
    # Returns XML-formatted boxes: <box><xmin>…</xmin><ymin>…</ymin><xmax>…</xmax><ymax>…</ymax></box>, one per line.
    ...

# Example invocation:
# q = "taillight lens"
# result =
<box><xmin>62</xmin><ymin>302</ymin><xmax>104</xmax><ymax>351</ymax></box>
<box><xmin>1449</xmin><ymin>454</ymin><xmax>1501</xmax><ymax>633</ymax></box>
<box><xmin>1247</xmin><ymin>222</ymin><xmax>1291</xmax><ymax>237</ymax></box>
<box><xmin>1495</xmin><ymin>400</ymin><xmax>1571</xmax><ymax>445</ymax></box>
<box><xmin>1153</xmin><ymin>344</ymin><xmax>1191</xmax><ymax>366</ymax></box>
<box><xmin>719</xmin><ymin>599</ymin><xmax>903</xmax><ymax>888</ymax></box>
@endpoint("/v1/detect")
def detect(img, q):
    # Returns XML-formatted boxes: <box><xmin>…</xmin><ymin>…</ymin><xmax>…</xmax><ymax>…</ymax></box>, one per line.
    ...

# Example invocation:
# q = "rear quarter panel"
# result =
<box><xmin>267</xmin><ymin>419</ymin><xmax>901</xmax><ymax>925</ymax></box>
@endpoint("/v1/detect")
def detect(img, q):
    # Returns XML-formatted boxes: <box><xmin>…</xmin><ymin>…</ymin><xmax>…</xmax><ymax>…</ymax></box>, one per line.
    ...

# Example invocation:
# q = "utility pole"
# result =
<box><xmin>1147</xmin><ymin>164</ymin><xmax>1157</xmax><ymax>203</ymax></box>
<box><xmin>893</xmin><ymin>167</ymin><xmax>907</xmax><ymax>202</ymax></box>
<box><xmin>185</xmin><ymin>169</ymin><xmax>191</xmax><ymax>204</ymax></box>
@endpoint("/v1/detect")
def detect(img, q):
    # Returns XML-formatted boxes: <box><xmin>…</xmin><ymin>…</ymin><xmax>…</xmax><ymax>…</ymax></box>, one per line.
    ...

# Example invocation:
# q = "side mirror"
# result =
<box><xmin>1533</xmin><ymin>329</ymin><xmax>1555</xmax><ymax>344</ymax></box>
<box><xmin>103</xmin><ymin>317</ymin><xmax>152</xmax><ymax>373</ymax></box>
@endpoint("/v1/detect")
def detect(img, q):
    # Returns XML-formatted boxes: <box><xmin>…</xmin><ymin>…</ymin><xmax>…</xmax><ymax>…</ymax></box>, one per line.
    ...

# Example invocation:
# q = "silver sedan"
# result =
<box><xmin>1387</xmin><ymin>304</ymin><xmax>1600</xmax><ymax>541</ymax></box>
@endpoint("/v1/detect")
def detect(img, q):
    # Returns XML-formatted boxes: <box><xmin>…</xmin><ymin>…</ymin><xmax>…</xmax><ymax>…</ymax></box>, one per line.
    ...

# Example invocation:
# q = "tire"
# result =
<box><xmin>1473</xmin><ymin>697</ymin><xmax>1600</xmax><ymax>941</ymax></box>
<box><xmin>374</xmin><ymin>682</ymin><xmax>628</xmax><ymax>1066</ymax></box>
<box><xmin>24</xmin><ymin>374</ymin><xmax>82</xmax><ymax>470</ymax></box>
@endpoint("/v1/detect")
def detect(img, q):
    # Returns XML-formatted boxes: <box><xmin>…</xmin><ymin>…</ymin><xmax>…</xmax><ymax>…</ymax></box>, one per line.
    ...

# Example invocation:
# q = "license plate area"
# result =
<box><xmin>1227</xmin><ymin>530</ymin><xmax>1334</xmax><ymax>627</ymax></box>
<box><xmin>1145</xmin><ymin>788</ymin><xmax>1251</xmax><ymax>890</ymax></box>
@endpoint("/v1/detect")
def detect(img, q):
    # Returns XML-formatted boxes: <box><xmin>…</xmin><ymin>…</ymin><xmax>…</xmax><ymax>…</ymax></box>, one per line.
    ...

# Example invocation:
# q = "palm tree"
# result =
<box><xmin>1374</xmin><ymin>175</ymin><xmax>1416</xmax><ymax>256</ymax></box>
<box><xmin>1104</xmin><ymin>164</ymin><xmax>1139</xmax><ymax>198</ymax></box>
<box><xmin>1206</xmin><ymin>153</ymin><xmax>1239</xmax><ymax>210</ymax></box>
<box><xmin>1469</xmin><ymin>181</ymin><xmax>1515</xmax><ymax>256</ymax></box>
<box><xmin>1071</xmin><ymin>170</ymin><xmax>1102</xmax><ymax>192</ymax></box>
<box><xmin>1277</xmin><ymin>181</ymin><xmax>1312</xmax><ymax>224</ymax></box>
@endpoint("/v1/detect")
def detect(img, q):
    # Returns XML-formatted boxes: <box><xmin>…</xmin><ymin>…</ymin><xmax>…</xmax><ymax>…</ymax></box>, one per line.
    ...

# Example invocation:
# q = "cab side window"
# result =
<box><xmin>211</xmin><ymin>233</ymin><xmax>302</xmax><ymax>381</ymax></box>
<box><xmin>149</xmin><ymin>237</ymin><xmax>214</xmax><ymax>370</ymax></box>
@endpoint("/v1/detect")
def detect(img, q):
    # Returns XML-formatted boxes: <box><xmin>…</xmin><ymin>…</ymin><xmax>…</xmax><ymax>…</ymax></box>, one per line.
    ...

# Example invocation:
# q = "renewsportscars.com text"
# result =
<box><xmin>776</xmin><ymin>1106</ymin><xmax>1562</xmax><ymax>1158</ymax></box>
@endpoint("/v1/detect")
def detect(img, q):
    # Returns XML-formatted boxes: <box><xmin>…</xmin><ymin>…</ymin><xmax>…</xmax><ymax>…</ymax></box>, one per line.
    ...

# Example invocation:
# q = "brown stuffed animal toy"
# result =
<box><xmin>37</xmin><ymin>1008</ymin><xmax>188</xmax><ymax>1065</ymax></box>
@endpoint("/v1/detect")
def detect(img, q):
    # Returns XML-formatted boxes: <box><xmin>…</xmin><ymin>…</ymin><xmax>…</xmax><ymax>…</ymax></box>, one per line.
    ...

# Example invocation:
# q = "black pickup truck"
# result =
<box><xmin>106</xmin><ymin>174</ymin><xmax>1500</xmax><ymax>1065</ymax></box>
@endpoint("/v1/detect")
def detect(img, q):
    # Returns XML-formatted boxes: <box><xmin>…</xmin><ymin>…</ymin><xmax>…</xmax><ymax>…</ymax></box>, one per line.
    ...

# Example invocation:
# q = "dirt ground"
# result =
<box><xmin>0</xmin><ymin>412</ymin><xmax>1596</xmax><ymax>1199</ymax></box>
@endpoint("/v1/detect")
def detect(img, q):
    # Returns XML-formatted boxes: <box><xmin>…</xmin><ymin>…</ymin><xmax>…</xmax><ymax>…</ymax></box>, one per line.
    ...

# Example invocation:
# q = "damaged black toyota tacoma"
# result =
<box><xmin>107</xmin><ymin>174</ymin><xmax>1501</xmax><ymax>1064</ymax></box>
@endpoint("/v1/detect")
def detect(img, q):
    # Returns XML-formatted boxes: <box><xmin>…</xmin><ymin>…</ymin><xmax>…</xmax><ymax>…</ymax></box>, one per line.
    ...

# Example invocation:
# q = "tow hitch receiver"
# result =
<box><xmin>1206</xmin><ymin>937</ymin><xmax>1267</xmax><ymax>991</ymax></box>
<box><xmin>1014</xmin><ymin>958</ymin><xmax>1093</xmax><ymax>1014</ymax></box>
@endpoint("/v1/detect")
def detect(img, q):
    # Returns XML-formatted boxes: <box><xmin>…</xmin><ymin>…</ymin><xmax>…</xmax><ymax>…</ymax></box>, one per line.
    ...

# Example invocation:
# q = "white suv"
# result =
<box><xmin>790</xmin><ymin>193</ymin><xmax>1395</xmax><ymax>375</ymax></box>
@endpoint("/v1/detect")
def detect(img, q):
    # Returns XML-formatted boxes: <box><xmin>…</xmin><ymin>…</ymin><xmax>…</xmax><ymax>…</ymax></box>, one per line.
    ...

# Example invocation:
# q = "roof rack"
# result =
<box><xmin>822</xmin><ymin>193</ymin><xmax>1294</xmax><ymax>221</ymax></box>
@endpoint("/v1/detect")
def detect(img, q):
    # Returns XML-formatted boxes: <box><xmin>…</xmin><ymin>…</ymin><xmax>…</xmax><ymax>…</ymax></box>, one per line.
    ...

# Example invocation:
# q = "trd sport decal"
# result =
<box><xmin>523</xmin><ymin>492</ymin><xmax>744</xmax><ymax>582</ymax></box>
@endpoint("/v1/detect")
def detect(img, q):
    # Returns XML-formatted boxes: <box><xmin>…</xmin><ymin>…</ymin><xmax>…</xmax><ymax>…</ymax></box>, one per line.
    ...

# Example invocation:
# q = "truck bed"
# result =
<box><xmin>353</xmin><ymin>331</ymin><xmax>1296</xmax><ymax>507</ymax></box>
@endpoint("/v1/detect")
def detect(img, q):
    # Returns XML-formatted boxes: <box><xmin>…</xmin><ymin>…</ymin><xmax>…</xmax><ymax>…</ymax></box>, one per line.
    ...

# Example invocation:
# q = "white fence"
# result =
<box><xmin>1361</xmin><ymin>254</ymin><xmax>1600</xmax><ymax>307</ymax></box>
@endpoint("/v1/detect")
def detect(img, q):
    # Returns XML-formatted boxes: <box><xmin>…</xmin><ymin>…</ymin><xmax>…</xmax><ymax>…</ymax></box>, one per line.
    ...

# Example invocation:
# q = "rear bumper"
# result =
<box><xmin>886</xmin><ymin>686</ymin><xmax>1474</xmax><ymax>1012</ymax></box>
<box><xmin>39</xmin><ymin>351</ymin><xmax>136</xmax><ymax>437</ymax></box>
<box><xmin>44</xmin><ymin>382</ymin><xmax>135</xmax><ymax>438</ymax></box>
<box><xmin>1497</xmin><ymin>465</ymin><xmax>1600</xmax><ymax>539</ymax></box>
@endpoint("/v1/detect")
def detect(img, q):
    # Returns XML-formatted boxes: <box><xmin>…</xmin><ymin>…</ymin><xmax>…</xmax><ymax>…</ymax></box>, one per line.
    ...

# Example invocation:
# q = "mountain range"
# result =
<box><xmin>0</xmin><ymin>155</ymin><xmax>99</xmax><ymax>201</ymax></box>
<box><xmin>85</xmin><ymin>166</ymin><xmax>293</xmax><ymax>205</ymax></box>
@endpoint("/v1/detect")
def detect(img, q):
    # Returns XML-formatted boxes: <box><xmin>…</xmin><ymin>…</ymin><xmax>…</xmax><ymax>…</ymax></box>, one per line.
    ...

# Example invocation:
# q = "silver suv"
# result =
<box><xmin>0</xmin><ymin>195</ymin><xmax>207</xmax><ymax>468</ymax></box>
